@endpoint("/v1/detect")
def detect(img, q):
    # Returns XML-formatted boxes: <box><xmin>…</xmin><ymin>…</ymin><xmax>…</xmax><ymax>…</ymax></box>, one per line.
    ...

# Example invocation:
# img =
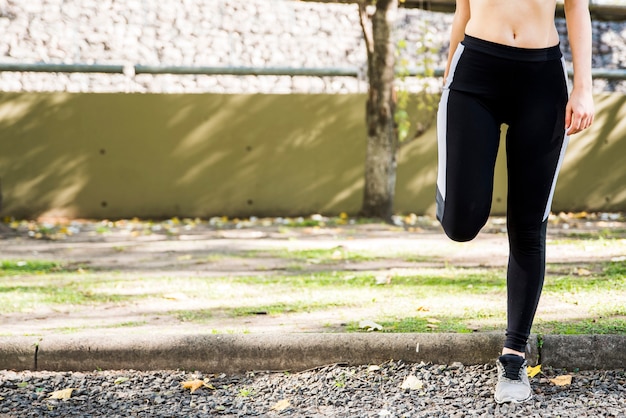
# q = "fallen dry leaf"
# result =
<box><xmin>571</xmin><ymin>211</ymin><xmax>589</xmax><ymax>219</ymax></box>
<box><xmin>375</xmin><ymin>274</ymin><xmax>391</xmax><ymax>285</ymax></box>
<box><xmin>181</xmin><ymin>379</ymin><xmax>214</xmax><ymax>393</ymax></box>
<box><xmin>48</xmin><ymin>388</ymin><xmax>76</xmax><ymax>400</ymax></box>
<box><xmin>400</xmin><ymin>375</ymin><xmax>424</xmax><ymax>390</ymax></box>
<box><xmin>331</xmin><ymin>250</ymin><xmax>343</xmax><ymax>260</ymax></box>
<box><xmin>368</xmin><ymin>365</ymin><xmax>381</xmax><ymax>372</ymax></box>
<box><xmin>270</xmin><ymin>399</ymin><xmax>291</xmax><ymax>411</ymax></box>
<box><xmin>527</xmin><ymin>364</ymin><xmax>542</xmax><ymax>378</ymax></box>
<box><xmin>549</xmin><ymin>375</ymin><xmax>573</xmax><ymax>386</ymax></box>
<box><xmin>162</xmin><ymin>293</ymin><xmax>189</xmax><ymax>301</ymax></box>
<box><xmin>576</xmin><ymin>268</ymin><xmax>592</xmax><ymax>276</ymax></box>
<box><xmin>359</xmin><ymin>320</ymin><xmax>383</xmax><ymax>331</ymax></box>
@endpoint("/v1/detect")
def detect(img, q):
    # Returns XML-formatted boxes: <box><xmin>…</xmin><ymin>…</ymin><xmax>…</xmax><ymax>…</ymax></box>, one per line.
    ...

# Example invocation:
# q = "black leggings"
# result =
<box><xmin>436</xmin><ymin>35</ymin><xmax>569</xmax><ymax>352</ymax></box>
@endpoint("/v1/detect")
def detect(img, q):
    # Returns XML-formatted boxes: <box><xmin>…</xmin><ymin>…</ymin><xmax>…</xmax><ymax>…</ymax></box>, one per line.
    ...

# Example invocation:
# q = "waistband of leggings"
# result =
<box><xmin>461</xmin><ymin>34</ymin><xmax>562</xmax><ymax>62</ymax></box>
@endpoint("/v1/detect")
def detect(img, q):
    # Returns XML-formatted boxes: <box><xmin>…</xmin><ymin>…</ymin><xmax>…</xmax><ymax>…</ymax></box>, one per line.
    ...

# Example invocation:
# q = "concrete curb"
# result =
<box><xmin>541</xmin><ymin>335</ymin><xmax>626</xmax><ymax>369</ymax></box>
<box><xmin>0</xmin><ymin>333</ymin><xmax>623</xmax><ymax>373</ymax></box>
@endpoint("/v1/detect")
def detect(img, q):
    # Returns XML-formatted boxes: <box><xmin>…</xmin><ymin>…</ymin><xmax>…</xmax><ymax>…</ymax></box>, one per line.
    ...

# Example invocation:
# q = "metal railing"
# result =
<box><xmin>1</xmin><ymin>63</ymin><xmax>626</xmax><ymax>81</ymax></box>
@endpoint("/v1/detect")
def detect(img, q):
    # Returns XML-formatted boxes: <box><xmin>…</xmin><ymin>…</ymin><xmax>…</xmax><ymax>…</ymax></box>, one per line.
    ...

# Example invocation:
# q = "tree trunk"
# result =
<box><xmin>358</xmin><ymin>0</ymin><xmax>399</xmax><ymax>222</ymax></box>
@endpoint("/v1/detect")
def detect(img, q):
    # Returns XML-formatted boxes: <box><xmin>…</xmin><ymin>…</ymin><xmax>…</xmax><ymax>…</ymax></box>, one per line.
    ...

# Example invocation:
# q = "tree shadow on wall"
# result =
<box><xmin>0</xmin><ymin>93</ymin><xmax>93</xmax><ymax>219</ymax></box>
<box><xmin>1</xmin><ymin>91</ymin><xmax>623</xmax><ymax>220</ymax></box>
<box><xmin>554</xmin><ymin>94</ymin><xmax>626</xmax><ymax>212</ymax></box>
<box><xmin>164</xmin><ymin>93</ymin><xmax>368</xmax><ymax>218</ymax></box>
<box><xmin>0</xmin><ymin>92</ymin><xmax>370</xmax><ymax>219</ymax></box>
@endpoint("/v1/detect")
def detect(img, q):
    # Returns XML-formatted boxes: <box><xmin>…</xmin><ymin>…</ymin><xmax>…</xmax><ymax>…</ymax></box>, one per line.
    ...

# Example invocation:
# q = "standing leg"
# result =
<box><xmin>503</xmin><ymin>71</ymin><xmax>569</xmax><ymax>354</ymax></box>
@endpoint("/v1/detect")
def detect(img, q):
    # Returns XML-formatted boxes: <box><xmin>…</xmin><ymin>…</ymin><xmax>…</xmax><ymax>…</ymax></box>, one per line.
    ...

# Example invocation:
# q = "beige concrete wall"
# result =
<box><xmin>0</xmin><ymin>92</ymin><xmax>624</xmax><ymax>219</ymax></box>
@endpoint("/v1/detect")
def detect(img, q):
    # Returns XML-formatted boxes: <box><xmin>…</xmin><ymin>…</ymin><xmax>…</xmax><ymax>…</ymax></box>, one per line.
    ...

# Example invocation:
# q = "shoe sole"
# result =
<box><xmin>494</xmin><ymin>394</ymin><xmax>533</xmax><ymax>404</ymax></box>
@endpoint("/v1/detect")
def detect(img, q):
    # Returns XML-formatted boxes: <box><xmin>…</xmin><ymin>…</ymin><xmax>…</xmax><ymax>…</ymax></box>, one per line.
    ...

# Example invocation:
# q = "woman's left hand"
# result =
<box><xmin>565</xmin><ymin>88</ymin><xmax>594</xmax><ymax>135</ymax></box>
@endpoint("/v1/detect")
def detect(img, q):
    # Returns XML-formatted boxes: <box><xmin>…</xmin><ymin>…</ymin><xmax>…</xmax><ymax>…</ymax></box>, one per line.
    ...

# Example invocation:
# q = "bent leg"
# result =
<box><xmin>436</xmin><ymin>90</ymin><xmax>501</xmax><ymax>242</ymax></box>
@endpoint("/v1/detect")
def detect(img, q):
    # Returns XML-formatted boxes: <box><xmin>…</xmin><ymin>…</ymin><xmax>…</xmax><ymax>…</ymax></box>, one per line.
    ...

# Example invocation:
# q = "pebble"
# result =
<box><xmin>0</xmin><ymin>362</ymin><xmax>625</xmax><ymax>417</ymax></box>
<box><xmin>0</xmin><ymin>0</ymin><xmax>624</xmax><ymax>94</ymax></box>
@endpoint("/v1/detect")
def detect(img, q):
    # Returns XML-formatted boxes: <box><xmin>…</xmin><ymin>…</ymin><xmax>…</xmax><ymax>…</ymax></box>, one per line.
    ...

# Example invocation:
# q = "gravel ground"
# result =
<box><xmin>1</xmin><ymin>361</ymin><xmax>625</xmax><ymax>417</ymax></box>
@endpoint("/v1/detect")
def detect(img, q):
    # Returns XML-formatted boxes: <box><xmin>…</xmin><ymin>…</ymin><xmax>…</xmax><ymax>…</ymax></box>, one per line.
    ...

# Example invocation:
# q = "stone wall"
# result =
<box><xmin>0</xmin><ymin>0</ymin><xmax>625</xmax><ymax>93</ymax></box>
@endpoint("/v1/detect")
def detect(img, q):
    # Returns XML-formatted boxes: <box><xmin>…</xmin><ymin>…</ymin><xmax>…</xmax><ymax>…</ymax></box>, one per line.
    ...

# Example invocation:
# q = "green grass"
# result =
<box><xmin>231</xmin><ymin>300</ymin><xmax>352</xmax><ymax>316</ymax></box>
<box><xmin>0</xmin><ymin>260</ymin><xmax>72</xmax><ymax>276</ymax></box>
<box><xmin>554</xmin><ymin>228</ymin><xmax>626</xmax><ymax>241</ymax></box>
<box><xmin>545</xmin><ymin>261</ymin><xmax>626</xmax><ymax>293</ymax></box>
<box><xmin>1</xmin><ymin>253</ymin><xmax>624</xmax><ymax>336</ymax></box>
<box><xmin>533</xmin><ymin>318</ymin><xmax>626</xmax><ymax>335</ymax></box>
<box><xmin>0</xmin><ymin>269</ymin><xmax>151</xmax><ymax>313</ymax></box>
<box><xmin>50</xmin><ymin>320</ymin><xmax>150</xmax><ymax>334</ymax></box>
<box><xmin>0</xmin><ymin>283</ymin><xmax>143</xmax><ymax>313</ymax></box>
<box><xmin>402</xmin><ymin>255</ymin><xmax>436</xmax><ymax>263</ymax></box>
<box><xmin>173</xmin><ymin>309</ymin><xmax>214</xmax><ymax>322</ymax></box>
<box><xmin>264</xmin><ymin>247</ymin><xmax>378</xmax><ymax>263</ymax></box>
<box><xmin>347</xmin><ymin>317</ymin><xmax>477</xmax><ymax>334</ymax></box>
<box><xmin>348</xmin><ymin>313</ymin><xmax>626</xmax><ymax>336</ymax></box>
<box><xmin>604</xmin><ymin>260</ymin><xmax>626</xmax><ymax>276</ymax></box>
<box><xmin>229</xmin><ymin>269</ymin><xmax>505</xmax><ymax>291</ymax></box>
<box><xmin>171</xmin><ymin>300</ymin><xmax>356</xmax><ymax>322</ymax></box>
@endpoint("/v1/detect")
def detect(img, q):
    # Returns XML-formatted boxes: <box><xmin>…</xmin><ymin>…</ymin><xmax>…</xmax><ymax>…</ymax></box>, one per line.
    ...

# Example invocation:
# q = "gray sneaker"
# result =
<box><xmin>494</xmin><ymin>354</ymin><xmax>533</xmax><ymax>404</ymax></box>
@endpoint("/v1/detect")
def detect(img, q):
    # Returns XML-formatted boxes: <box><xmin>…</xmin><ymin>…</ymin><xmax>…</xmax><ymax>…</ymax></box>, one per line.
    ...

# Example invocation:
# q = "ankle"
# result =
<box><xmin>502</xmin><ymin>347</ymin><xmax>525</xmax><ymax>359</ymax></box>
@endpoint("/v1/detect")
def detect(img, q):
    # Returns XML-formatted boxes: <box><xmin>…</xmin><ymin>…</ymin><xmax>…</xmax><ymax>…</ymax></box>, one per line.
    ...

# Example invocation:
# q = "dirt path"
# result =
<box><xmin>1</xmin><ymin>215</ymin><xmax>624</xmax><ymax>337</ymax></box>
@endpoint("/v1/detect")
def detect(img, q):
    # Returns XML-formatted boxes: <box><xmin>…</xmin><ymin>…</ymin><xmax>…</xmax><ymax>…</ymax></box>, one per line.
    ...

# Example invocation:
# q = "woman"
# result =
<box><xmin>436</xmin><ymin>0</ymin><xmax>594</xmax><ymax>404</ymax></box>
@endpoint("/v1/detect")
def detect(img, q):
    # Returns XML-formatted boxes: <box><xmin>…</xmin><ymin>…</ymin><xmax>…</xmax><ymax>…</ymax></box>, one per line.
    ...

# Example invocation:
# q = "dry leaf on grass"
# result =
<box><xmin>181</xmin><ymin>379</ymin><xmax>215</xmax><ymax>393</ymax></box>
<box><xmin>48</xmin><ymin>388</ymin><xmax>76</xmax><ymax>400</ymax></box>
<box><xmin>375</xmin><ymin>274</ymin><xmax>392</xmax><ymax>285</ymax></box>
<box><xmin>359</xmin><ymin>320</ymin><xmax>383</xmax><ymax>331</ymax></box>
<box><xmin>527</xmin><ymin>364</ymin><xmax>542</xmax><ymax>378</ymax></box>
<box><xmin>331</xmin><ymin>250</ymin><xmax>343</xmax><ymax>260</ymax></box>
<box><xmin>162</xmin><ymin>293</ymin><xmax>188</xmax><ymax>301</ymax></box>
<box><xmin>270</xmin><ymin>399</ymin><xmax>291</xmax><ymax>411</ymax></box>
<box><xmin>570</xmin><ymin>211</ymin><xmax>589</xmax><ymax>219</ymax></box>
<box><xmin>550</xmin><ymin>375</ymin><xmax>573</xmax><ymax>386</ymax></box>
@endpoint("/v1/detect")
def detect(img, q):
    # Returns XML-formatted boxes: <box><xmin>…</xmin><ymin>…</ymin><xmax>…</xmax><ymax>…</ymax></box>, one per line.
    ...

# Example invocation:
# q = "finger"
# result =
<box><xmin>566</xmin><ymin>104</ymin><xmax>595</xmax><ymax>134</ymax></box>
<box><xmin>564</xmin><ymin>107</ymin><xmax>572</xmax><ymax>131</ymax></box>
<box><xmin>567</xmin><ymin>115</ymin><xmax>580</xmax><ymax>135</ymax></box>
<box><xmin>572</xmin><ymin>119</ymin><xmax>585</xmax><ymax>134</ymax></box>
<box><xmin>573</xmin><ymin>112</ymin><xmax>586</xmax><ymax>132</ymax></box>
<box><xmin>585</xmin><ymin>113</ymin><xmax>593</xmax><ymax>129</ymax></box>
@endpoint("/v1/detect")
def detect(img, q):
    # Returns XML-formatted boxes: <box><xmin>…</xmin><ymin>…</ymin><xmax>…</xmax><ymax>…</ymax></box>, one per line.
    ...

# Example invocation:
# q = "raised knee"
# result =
<box><xmin>442</xmin><ymin>222</ymin><xmax>480</xmax><ymax>242</ymax></box>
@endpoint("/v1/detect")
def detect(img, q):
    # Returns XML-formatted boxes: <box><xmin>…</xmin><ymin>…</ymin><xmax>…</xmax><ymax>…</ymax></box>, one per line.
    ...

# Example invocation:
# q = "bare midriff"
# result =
<box><xmin>465</xmin><ymin>0</ymin><xmax>560</xmax><ymax>48</ymax></box>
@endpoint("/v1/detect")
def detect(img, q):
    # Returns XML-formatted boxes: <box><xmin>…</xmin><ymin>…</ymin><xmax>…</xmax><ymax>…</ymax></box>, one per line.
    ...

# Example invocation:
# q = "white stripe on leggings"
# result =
<box><xmin>542</xmin><ymin>57</ymin><xmax>571</xmax><ymax>222</ymax></box>
<box><xmin>436</xmin><ymin>44</ymin><xmax>465</xmax><ymax>201</ymax></box>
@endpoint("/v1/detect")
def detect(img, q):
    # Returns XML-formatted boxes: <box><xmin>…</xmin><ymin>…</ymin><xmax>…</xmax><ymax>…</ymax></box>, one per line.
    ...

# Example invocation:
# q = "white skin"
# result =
<box><xmin>443</xmin><ymin>0</ymin><xmax>595</xmax><ymax>356</ymax></box>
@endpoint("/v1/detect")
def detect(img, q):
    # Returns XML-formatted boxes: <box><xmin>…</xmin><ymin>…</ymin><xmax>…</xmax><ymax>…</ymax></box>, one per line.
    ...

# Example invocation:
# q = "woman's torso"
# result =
<box><xmin>464</xmin><ymin>0</ymin><xmax>560</xmax><ymax>48</ymax></box>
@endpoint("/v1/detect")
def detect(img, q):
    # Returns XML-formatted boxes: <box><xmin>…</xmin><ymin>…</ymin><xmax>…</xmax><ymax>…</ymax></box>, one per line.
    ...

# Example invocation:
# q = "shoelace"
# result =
<box><xmin>500</xmin><ymin>355</ymin><xmax>525</xmax><ymax>380</ymax></box>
